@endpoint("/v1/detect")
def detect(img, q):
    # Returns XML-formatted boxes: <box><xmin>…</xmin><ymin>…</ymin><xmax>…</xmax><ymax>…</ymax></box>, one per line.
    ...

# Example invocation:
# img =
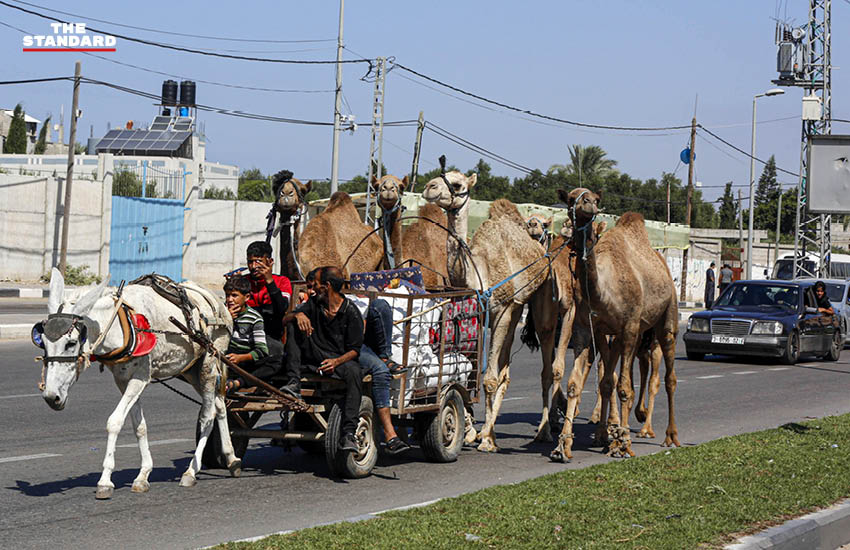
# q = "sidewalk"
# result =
<box><xmin>726</xmin><ymin>498</ymin><xmax>850</xmax><ymax>550</ymax></box>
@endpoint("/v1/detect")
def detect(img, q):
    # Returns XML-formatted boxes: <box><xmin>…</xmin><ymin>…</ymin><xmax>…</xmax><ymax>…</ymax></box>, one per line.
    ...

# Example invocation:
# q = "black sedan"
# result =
<box><xmin>683</xmin><ymin>280</ymin><xmax>842</xmax><ymax>365</ymax></box>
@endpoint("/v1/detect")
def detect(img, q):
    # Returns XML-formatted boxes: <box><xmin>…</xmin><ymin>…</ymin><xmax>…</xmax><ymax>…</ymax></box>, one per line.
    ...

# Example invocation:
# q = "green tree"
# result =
<box><xmin>469</xmin><ymin>159</ymin><xmax>511</xmax><ymax>201</ymax></box>
<box><xmin>204</xmin><ymin>186</ymin><xmax>237</xmax><ymax>200</ymax></box>
<box><xmin>718</xmin><ymin>182</ymin><xmax>738</xmax><ymax>229</ymax></box>
<box><xmin>304</xmin><ymin>179</ymin><xmax>330</xmax><ymax>202</ymax></box>
<box><xmin>3</xmin><ymin>103</ymin><xmax>27</xmax><ymax>154</ymax></box>
<box><xmin>548</xmin><ymin>144</ymin><xmax>618</xmax><ymax>184</ymax></box>
<box><xmin>112</xmin><ymin>170</ymin><xmax>158</xmax><ymax>197</ymax></box>
<box><xmin>239</xmin><ymin>167</ymin><xmax>264</xmax><ymax>184</ymax></box>
<box><xmin>238</xmin><ymin>178</ymin><xmax>273</xmax><ymax>202</ymax></box>
<box><xmin>753</xmin><ymin>156</ymin><xmax>780</xmax><ymax>229</ymax></box>
<box><xmin>34</xmin><ymin>115</ymin><xmax>51</xmax><ymax>154</ymax></box>
<box><xmin>74</xmin><ymin>141</ymin><xmax>86</xmax><ymax>155</ymax></box>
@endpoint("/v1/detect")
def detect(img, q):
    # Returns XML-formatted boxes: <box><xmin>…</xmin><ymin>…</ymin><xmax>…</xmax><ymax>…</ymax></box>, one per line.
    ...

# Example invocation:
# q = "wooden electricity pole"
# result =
<box><xmin>59</xmin><ymin>61</ymin><xmax>81</xmax><ymax>276</ymax></box>
<box><xmin>679</xmin><ymin>116</ymin><xmax>696</xmax><ymax>302</ymax></box>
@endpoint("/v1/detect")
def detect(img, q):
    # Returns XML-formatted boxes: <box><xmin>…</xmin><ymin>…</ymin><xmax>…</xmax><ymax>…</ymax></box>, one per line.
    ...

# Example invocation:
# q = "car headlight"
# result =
<box><xmin>688</xmin><ymin>317</ymin><xmax>709</xmax><ymax>332</ymax></box>
<box><xmin>752</xmin><ymin>321</ymin><xmax>783</xmax><ymax>335</ymax></box>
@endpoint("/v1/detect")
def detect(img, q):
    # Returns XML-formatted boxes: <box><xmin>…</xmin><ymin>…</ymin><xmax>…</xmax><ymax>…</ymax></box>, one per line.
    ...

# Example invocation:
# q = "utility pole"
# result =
<box><xmin>59</xmin><ymin>61</ymin><xmax>81</xmax><ymax>276</ymax></box>
<box><xmin>410</xmin><ymin>111</ymin><xmax>425</xmax><ymax>190</ymax></box>
<box><xmin>738</xmin><ymin>189</ymin><xmax>744</xmax><ymax>266</ymax></box>
<box><xmin>364</xmin><ymin>57</ymin><xmax>387</xmax><ymax>226</ymax></box>
<box><xmin>666</xmin><ymin>177</ymin><xmax>671</xmax><ymax>224</ymax></box>
<box><xmin>679</xmin><ymin>116</ymin><xmax>696</xmax><ymax>302</ymax></box>
<box><xmin>329</xmin><ymin>0</ymin><xmax>344</xmax><ymax>194</ymax></box>
<box><xmin>774</xmin><ymin>193</ymin><xmax>782</xmax><ymax>272</ymax></box>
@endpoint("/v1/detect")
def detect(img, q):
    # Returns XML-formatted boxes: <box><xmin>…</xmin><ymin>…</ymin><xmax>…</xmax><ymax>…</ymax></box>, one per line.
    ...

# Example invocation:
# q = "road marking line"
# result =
<box><xmin>117</xmin><ymin>438</ymin><xmax>191</xmax><ymax>448</ymax></box>
<box><xmin>0</xmin><ymin>452</ymin><xmax>61</xmax><ymax>464</ymax></box>
<box><xmin>733</xmin><ymin>371</ymin><xmax>757</xmax><ymax>375</ymax></box>
<box><xmin>696</xmin><ymin>375</ymin><xmax>724</xmax><ymax>379</ymax></box>
<box><xmin>767</xmin><ymin>367</ymin><xmax>790</xmax><ymax>371</ymax></box>
<box><xmin>0</xmin><ymin>393</ymin><xmax>41</xmax><ymax>400</ymax></box>
<box><xmin>501</xmin><ymin>397</ymin><xmax>526</xmax><ymax>402</ymax></box>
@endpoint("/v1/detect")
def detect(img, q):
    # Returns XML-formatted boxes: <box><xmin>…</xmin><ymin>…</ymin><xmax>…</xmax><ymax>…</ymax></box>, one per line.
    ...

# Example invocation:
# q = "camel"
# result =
<box><xmin>423</xmin><ymin>170</ymin><xmax>550</xmax><ymax>452</ymax></box>
<box><xmin>525</xmin><ymin>213</ymin><xmax>553</xmax><ymax>248</ymax></box>
<box><xmin>270</xmin><ymin>171</ymin><xmax>311</xmax><ymax>281</ymax></box>
<box><xmin>371</xmin><ymin>174</ymin><xmax>449</xmax><ymax>287</ymax></box>
<box><xmin>298</xmin><ymin>191</ymin><xmax>383</xmax><ymax>277</ymax></box>
<box><xmin>559</xmin><ymin>219</ymin><xmax>573</xmax><ymax>239</ymax></box>
<box><xmin>37</xmin><ymin>269</ymin><xmax>238</xmax><ymax>498</ymax></box>
<box><xmin>550</xmin><ymin>188</ymin><xmax>680</xmax><ymax>462</ymax></box>
<box><xmin>269</xmin><ymin>171</ymin><xmax>311</xmax><ymax>280</ymax></box>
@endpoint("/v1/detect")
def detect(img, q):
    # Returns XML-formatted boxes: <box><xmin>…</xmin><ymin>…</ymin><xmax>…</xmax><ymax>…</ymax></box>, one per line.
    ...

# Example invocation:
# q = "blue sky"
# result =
<box><xmin>2</xmin><ymin>1</ymin><xmax>847</xmax><ymax>204</ymax></box>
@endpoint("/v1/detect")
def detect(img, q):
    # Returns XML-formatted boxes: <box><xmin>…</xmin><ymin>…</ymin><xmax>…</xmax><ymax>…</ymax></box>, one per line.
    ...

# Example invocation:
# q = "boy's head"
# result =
<box><xmin>224</xmin><ymin>275</ymin><xmax>251</xmax><ymax>313</ymax></box>
<box><xmin>304</xmin><ymin>267</ymin><xmax>319</xmax><ymax>297</ymax></box>
<box><xmin>246</xmin><ymin>241</ymin><xmax>273</xmax><ymax>280</ymax></box>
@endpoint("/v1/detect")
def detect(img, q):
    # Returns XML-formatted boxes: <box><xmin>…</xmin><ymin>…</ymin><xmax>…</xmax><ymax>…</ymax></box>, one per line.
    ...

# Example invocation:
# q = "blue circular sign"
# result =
<box><xmin>680</xmin><ymin>148</ymin><xmax>695</xmax><ymax>164</ymax></box>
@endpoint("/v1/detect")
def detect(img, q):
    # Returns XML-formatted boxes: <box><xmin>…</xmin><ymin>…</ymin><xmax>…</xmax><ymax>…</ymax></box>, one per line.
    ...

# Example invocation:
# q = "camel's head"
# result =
<box><xmin>422</xmin><ymin>171</ymin><xmax>476</xmax><ymax>212</ymax></box>
<box><xmin>525</xmin><ymin>214</ymin><xmax>552</xmax><ymax>241</ymax></box>
<box><xmin>559</xmin><ymin>187</ymin><xmax>601</xmax><ymax>227</ymax></box>
<box><xmin>37</xmin><ymin>268</ymin><xmax>108</xmax><ymax>410</ymax></box>
<box><xmin>559</xmin><ymin>219</ymin><xmax>573</xmax><ymax>239</ymax></box>
<box><xmin>371</xmin><ymin>174</ymin><xmax>407</xmax><ymax>212</ymax></box>
<box><xmin>273</xmin><ymin>170</ymin><xmax>311</xmax><ymax>214</ymax></box>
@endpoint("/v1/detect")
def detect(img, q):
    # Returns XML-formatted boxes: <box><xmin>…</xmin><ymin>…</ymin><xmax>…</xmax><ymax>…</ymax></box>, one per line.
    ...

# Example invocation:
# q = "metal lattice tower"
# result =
<box><xmin>789</xmin><ymin>0</ymin><xmax>832</xmax><ymax>278</ymax></box>
<box><xmin>364</xmin><ymin>57</ymin><xmax>387</xmax><ymax>227</ymax></box>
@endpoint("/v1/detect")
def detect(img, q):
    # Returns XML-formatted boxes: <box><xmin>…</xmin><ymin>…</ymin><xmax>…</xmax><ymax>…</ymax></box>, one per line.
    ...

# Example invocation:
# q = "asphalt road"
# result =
<box><xmin>2</xmin><ymin>329</ymin><xmax>850</xmax><ymax>549</ymax></box>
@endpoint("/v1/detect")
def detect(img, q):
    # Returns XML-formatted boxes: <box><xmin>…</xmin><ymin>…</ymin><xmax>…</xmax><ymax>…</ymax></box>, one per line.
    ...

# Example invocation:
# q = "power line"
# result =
<box><xmin>7</xmin><ymin>0</ymin><xmax>337</xmax><ymax>44</ymax></box>
<box><xmin>425</xmin><ymin>121</ymin><xmax>534</xmax><ymax>174</ymax></box>
<box><xmin>697</xmin><ymin>126</ymin><xmax>800</xmax><ymax>177</ymax></box>
<box><xmin>0</xmin><ymin>0</ymin><xmax>372</xmax><ymax>66</ymax></box>
<box><xmin>392</xmin><ymin>62</ymin><xmax>693</xmax><ymax>132</ymax></box>
<box><xmin>0</xmin><ymin>76</ymin><xmax>70</xmax><ymax>85</ymax></box>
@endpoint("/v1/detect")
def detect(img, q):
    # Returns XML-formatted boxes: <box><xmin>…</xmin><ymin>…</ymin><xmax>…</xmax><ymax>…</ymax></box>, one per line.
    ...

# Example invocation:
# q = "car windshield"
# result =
<box><xmin>825</xmin><ymin>283</ymin><xmax>845</xmax><ymax>302</ymax></box>
<box><xmin>715</xmin><ymin>284</ymin><xmax>798</xmax><ymax>310</ymax></box>
<box><xmin>772</xmin><ymin>260</ymin><xmax>816</xmax><ymax>280</ymax></box>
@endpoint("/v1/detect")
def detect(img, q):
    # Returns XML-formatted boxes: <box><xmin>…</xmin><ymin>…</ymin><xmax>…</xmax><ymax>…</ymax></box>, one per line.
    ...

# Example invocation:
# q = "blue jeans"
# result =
<box><xmin>365</xmin><ymin>299</ymin><xmax>393</xmax><ymax>359</ymax></box>
<box><xmin>360</xmin><ymin>344</ymin><xmax>391</xmax><ymax>409</ymax></box>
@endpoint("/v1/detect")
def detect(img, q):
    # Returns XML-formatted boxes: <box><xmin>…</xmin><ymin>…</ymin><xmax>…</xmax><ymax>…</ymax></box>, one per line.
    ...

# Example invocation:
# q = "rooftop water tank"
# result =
<box><xmin>161</xmin><ymin>80</ymin><xmax>178</xmax><ymax>106</ymax></box>
<box><xmin>179</xmin><ymin>80</ymin><xmax>196</xmax><ymax>107</ymax></box>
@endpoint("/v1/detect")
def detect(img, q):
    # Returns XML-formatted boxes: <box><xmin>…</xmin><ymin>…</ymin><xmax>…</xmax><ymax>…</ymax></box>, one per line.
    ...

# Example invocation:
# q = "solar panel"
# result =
<box><xmin>95</xmin><ymin>128</ymin><xmax>191</xmax><ymax>155</ymax></box>
<box><xmin>172</xmin><ymin>117</ymin><xmax>192</xmax><ymax>131</ymax></box>
<box><xmin>149</xmin><ymin>115</ymin><xmax>171</xmax><ymax>131</ymax></box>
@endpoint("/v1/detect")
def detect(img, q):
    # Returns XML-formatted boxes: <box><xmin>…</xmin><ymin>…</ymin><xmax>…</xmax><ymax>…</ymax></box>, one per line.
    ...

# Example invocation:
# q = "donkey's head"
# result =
<box><xmin>35</xmin><ymin>268</ymin><xmax>108</xmax><ymax>410</ymax></box>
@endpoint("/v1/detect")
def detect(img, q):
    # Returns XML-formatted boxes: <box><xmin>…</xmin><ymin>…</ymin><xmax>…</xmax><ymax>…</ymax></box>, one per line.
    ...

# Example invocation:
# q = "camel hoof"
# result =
<box><xmin>662</xmin><ymin>436</ymin><xmax>681</xmax><ymax>447</ymax></box>
<box><xmin>637</xmin><ymin>429</ymin><xmax>655</xmax><ymax>439</ymax></box>
<box><xmin>477</xmin><ymin>440</ymin><xmax>499</xmax><ymax>453</ymax></box>
<box><xmin>549</xmin><ymin>448</ymin><xmax>567</xmax><ymax>463</ymax></box>
<box><xmin>130</xmin><ymin>480</ymin><xmax>150</xmax><ymax>493</ymax></box>
<box><xmin>179</xmin><ymin>473</ymin><xmax>197</xmax><ymax>488</ymax></box>
<box><xmin>534</xmin><ymin>429</ymin><xmax>553</xmax><ymax>443</ymax></box>
<box><xmin>227</xmin><ymin>459</ymin><xmax>242</xmax><ymax>478</ymax></box>
<box><xmin>464</xmin><ymin>429</ymin><xmax>478</xmax><ymax>446</ymax></box>
<box><xmin>589</xmin><ymin>413</ymin><xmax>600</xmax><ymax>424</ymax></box>
<box><xmin>95</xmin><ymin>486</ymin><xmax>113</xmax><ymax>500</ymax></box>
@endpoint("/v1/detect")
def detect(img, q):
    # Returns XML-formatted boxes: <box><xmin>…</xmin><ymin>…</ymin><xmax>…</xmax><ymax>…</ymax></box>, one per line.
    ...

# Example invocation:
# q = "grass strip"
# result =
<box><xmin>217</xmin><ymin>414</ymin><xmax>850</xmax><ymax>549</ymax></box>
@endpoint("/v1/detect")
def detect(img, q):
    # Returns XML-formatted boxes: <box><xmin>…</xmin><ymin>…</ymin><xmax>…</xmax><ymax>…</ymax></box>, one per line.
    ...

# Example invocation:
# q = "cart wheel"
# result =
<box><xmin>293</xmin><ymin>413</ymin><xmax>325</xmax><ymax>455</ymax></box>
<box><xmin>324</xmin><ymin>396</ymin><xmax>378</xmax><ymax>478</ymax></box>
<box><xmin>197</xmin><ymin>412</ymin><xmax>249</xmax><ymax>469</ymax></box>
<box><xmin>421</xmin><ymin>389</ymin><xmax>465</xmax><ymax>463</ymax></box>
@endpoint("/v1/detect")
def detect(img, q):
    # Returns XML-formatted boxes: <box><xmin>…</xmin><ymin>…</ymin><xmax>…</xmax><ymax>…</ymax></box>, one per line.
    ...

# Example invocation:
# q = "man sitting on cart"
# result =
<box><xmin>282</xmin><ymin>266</ymin><xmax>365</xmax><ymax>453</ymax></box>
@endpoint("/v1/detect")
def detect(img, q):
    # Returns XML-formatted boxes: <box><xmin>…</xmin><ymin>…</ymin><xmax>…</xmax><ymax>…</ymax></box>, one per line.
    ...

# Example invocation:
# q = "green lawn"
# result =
<box><xmin>218</xmin><ymin>414</ymin><xmax>850</xmax><ymax>549</ymax></box>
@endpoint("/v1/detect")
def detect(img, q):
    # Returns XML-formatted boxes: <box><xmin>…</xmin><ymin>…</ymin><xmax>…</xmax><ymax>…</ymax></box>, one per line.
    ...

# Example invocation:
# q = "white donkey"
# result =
<box><xmin>36</xmin><ymin>268</ymin><xmax>239</xmax><ymax>499</ymax></box>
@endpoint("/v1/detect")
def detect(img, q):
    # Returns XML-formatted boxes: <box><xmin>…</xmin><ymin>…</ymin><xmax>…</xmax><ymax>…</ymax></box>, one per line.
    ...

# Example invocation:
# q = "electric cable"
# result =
<box><xmin>697</xmin><ymin>126</ymin><xmax>800</xmax><ymax>177</ymax></box>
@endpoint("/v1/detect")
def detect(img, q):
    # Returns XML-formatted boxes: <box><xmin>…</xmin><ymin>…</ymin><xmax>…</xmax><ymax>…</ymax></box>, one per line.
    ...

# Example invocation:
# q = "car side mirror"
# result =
<box><xmin>805</xmin><ymin>307</ymin><xmax>818</xmax><ymax>314</ymax></box>
<box><xmin>763</xmin><ymin>269</ymin><xmax>768</xmax><ymax>277</ymax></box>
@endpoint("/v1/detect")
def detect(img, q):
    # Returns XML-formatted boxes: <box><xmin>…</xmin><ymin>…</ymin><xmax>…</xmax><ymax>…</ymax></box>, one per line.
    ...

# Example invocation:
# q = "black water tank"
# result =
<box><xmin>161</xmin><ymin>80</ymin><xmax>178</xmax><ymax>106</ymax></box>
<box><xmin>179</xmin><ymin>80</ymin><xmax>196</xmax><ymax>107</ymax></box>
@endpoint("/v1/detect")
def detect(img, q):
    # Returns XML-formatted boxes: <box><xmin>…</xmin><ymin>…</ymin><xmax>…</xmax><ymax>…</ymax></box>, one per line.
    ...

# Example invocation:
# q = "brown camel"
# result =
<box><xmin>423</xmin><ymin>170</ymin><xmax>549</xmax><ymax>452</ymax></box>
<box><xmin>525</xmin><ymin>213</ymin><xmax>553</xmax><ymax>248</ymax></box>
<box><xmin>298</xmin><ymin>191</ymin><xmax>383</xmax><ymax>277</ymax></box>
<box><xmin>271</xmin><ymin>171</ymin><xmax>311</xmax><ymax>280</ymax></box>
<box><xmin>550</xmin><ymin>188</ymin><xmax>680</xmax><ymax>462</ymax></box>
<box><xmin>371</xmin><ymin>174</ymin><xmax>449</xmax><ymax>287</ymax></box>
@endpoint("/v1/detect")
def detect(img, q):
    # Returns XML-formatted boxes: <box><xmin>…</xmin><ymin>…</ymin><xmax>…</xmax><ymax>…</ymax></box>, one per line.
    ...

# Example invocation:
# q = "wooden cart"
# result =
<box><xmin>200</xmin><ymin>287</ymin><xmax>485</xmax><ymax>479</ymax></box>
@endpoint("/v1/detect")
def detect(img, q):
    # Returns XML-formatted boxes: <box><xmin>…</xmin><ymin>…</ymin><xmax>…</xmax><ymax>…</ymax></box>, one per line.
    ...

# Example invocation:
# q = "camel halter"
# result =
<box><xmin>379</xmin><ymin>189</ymin><xmax>404</xmax><ymax>269</ymax></box>
<box><xmin>570</xmin><ymin>190</ymin><xmax>597</xmax><ymax>261</ymax></box>
<box><xmin>438</xmin><ymin>154</ymin><xmax>470</xmax><ymax>215</ymax></box>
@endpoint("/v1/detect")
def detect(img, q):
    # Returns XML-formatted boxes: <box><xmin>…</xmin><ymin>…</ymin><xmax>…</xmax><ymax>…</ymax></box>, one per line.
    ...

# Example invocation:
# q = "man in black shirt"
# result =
<box><xmin>282</xmin><ymin>266</ymin><xmax>365</xmax><ymax>452</ymax></box>
<box><xmin>813</xmin><ymin>281</ymin><xmax>835</xmax><ymax>315</ymax></box>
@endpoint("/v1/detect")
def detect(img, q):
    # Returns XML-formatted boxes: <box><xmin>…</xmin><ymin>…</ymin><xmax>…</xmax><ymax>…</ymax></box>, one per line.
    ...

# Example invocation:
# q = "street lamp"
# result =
<box><xmin>746</xmin><ymin>88</ymin><xmax>785</xmax><ymax>280</ymax></box>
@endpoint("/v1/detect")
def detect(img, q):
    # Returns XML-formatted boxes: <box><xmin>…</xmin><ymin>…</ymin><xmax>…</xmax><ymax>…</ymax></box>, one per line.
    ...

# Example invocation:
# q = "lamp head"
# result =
<box><xmin>764</xmin><ymin>88</ymin><xmax>785</xmax><ymax>97</ymax></box>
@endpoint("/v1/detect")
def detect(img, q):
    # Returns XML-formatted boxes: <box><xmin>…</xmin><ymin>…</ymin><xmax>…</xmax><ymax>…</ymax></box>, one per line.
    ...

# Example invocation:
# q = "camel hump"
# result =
<box><xmin>326</xmin><ymin>191</ymin><xmax>353</xmax><ymax>211</ymax></box>
<box><xmin>489</xmin><ymin>199</ymin><xmax>525</xmax><ymax>224</ymax></box>
<box><xmin>616</xmin><ymin>211</ymin><xmax>646</xmax><ymax>228</ymax></box>
<box><xmin>419</xmin><ymin>202</ymin><xmax>448</xmax><ymax>223</ymax></box>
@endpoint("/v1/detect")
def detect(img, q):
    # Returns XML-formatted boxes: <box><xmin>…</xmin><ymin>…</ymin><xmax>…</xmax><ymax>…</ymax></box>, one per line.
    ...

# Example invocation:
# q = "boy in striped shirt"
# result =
<box><xmin>224</xmin><ymin>276</ymin><xmax>273</xmax><ymax>391</ymax></box>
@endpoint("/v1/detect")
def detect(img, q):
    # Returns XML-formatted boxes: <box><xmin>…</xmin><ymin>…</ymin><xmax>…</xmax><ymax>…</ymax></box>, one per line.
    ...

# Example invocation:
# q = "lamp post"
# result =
<box><xmin>746</xmin><ymin>88</ymin><xmax>784</xmax><ymax>279</ymax></box>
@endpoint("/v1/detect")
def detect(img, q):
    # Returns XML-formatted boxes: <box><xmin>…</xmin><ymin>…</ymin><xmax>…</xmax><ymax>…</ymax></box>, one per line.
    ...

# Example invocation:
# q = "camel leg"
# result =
<box><xmin>588</xmin><ymin>359</ymin><xmax>604</xmax><ymax>423</ymax></box>
<box><xmin>609</xmin><ymin>325</ymin><xmax>640</xmax><ymax>458</ymax></box>
<box><xmin>477</xmin><ymin>305</ymin><xmax>522</xmax><ymax>453</ymax></box>
<box><xmin>594</xmin><ymin>338</ymin><xmax>619</xmax><ymax>447</ymax></box>
<box><xmin>534</xmin><ymin>313</ymin><xmax>558</xmax><ymax>443</ymax></box>
<box><xmin>96</xmin><ymin>374</ymin><xmax>148</xmax><ymax>500</ymax></box>
<box><xmin>657</xmin><ymin>327</ymin><xmax>681</xmax><ymax>447</ymax></box>
<box><xmin>550</xmin><ymin>314</ymin><xmax>590</xmax><ymax>463</ymax></box>
<box><xmin>637</xmin><ymin>343</ymin><xmax>662</xmax><ymax>439</ymax></box>
<box><xmin>547</xmin><ymin>306</ymin><xmax>574</xmax><ymax>436</ymax></box>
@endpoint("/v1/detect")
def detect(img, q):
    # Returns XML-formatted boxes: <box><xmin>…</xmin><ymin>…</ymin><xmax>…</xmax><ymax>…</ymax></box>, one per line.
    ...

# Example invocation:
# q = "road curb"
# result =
<box><xmin>726</xmin><ymin>498</ymin><xmax>850</xmax><ymax>550</ymax></box>
<box><xmin>0</xmin><ymin>324</ymin><xmax>34</xmax><ymax>340</ymax></box>
<box><xmin>0</xmin><ymin>288</ymin><xmax>48</xmax><ymax>298</ymax></box>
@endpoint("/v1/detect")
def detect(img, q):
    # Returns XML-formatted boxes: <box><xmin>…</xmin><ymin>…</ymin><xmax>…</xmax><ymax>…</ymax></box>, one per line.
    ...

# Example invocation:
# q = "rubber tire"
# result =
<box><xmin>825</xmin><ymin>330</ymin><xmax>842</xmax><ymax>362</ymax></box>
<box><xmin>197</xmin><ymin>412</ymin><xmax>249</xmax><ymax>470</ymax></box>
<box><xmin>293</xmin><ymin>412</ymin><xmax>325</xmax><ymax>455</ymax></box>
<box><xmin>781</xmin><ymin>330</ymin><xmax>800</xmax><ymax>365</ymax></box>
<box><xmin>324</xmin><ymin>396</ymin><xmax>377</xmax><ymax>478</ymax></box>
<box><xmin>686</xmin><ymin>351</ymin><xmax>705</xmax><ymax>362</ymax></box>
<box><xmin>421</xmin><ymin>389</ymin><xmax>465</xmax><ymax>463</ymax></box>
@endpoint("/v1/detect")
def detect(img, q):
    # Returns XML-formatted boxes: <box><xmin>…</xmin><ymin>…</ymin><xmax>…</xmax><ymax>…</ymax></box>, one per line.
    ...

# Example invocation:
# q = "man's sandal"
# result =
<box><xmin>382</xmin><ymin>357</ymin><xmax>407</xmax><ymax>375</ymax></box>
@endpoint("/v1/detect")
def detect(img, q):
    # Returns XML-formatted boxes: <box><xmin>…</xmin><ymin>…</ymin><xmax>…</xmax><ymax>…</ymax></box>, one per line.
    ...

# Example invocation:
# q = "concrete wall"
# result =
<box><xmin>0</xmin><ymin>172</ymin><xmax>111</xmax><ymax>281</ymax></box>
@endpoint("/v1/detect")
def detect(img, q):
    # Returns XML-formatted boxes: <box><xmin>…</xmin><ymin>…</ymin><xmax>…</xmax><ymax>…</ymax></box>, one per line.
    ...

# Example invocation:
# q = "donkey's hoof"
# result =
<box><xmin>227</xmin><ymin>459</ymin><xmax>242</xmax><ymax>478</ymax></box>
<box><xmin>95</xmin><ymin>485</ymin><xmax>113</xmax><ymax>500</ymax></box>
<box><xmin>179</xmin><ymin>473</ymin><xmax>197</xmax><ymax>488</ymax></box>
<box><xmin>131</xmin><ymin>480</ymin><xmax>150</xmax><ymax>493</ymax></box>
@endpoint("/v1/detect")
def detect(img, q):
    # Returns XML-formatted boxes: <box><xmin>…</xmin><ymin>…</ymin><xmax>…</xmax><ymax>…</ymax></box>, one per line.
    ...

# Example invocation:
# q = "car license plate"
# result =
<box><xmin>711</xmin><ymin>335</ymin><xmax>744</xmax><ymax>345</ymax></box>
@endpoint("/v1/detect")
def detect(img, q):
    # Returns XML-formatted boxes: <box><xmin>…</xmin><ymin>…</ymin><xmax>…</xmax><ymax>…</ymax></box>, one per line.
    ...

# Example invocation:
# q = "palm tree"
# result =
<box><xmin>548</xmin><ymin>144</ymin><xmax>618</xmax><ymax>185</ymax></box>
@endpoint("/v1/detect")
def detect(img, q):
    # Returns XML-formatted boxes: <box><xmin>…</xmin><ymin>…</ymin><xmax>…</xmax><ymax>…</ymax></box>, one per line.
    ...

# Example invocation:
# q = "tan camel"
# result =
<box><xmin>550</xmin><ymin>188</ymin><xmax>680</xmax><ymax>462</ymax></box>
<box><xmin>525</xmin><ymin>213</ymin><xmax>553</xmax><ymax>248</ymax></box>
<box><xmin>298</xmin><ymin>191</ymin><xmax>383</xmax><ymax>277</ymax></box>
<box><xmin>423</xmin><ymin>170</ymin><xmax>549</xmax><ymax>452</ymax></box>
<box><xmin>559</xmin><ymin>219</ymin><xmax>573</xmax><ymax>239</ymax></box>
<box><xmin>271</xmin><ymin>171</ymin><xmax>311</xmax><ymax>280</ymax></box>
<box><xmin>371</xmin><ymin>174</ymin><xmax>449</xmax><ymax>287</ymax></box>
